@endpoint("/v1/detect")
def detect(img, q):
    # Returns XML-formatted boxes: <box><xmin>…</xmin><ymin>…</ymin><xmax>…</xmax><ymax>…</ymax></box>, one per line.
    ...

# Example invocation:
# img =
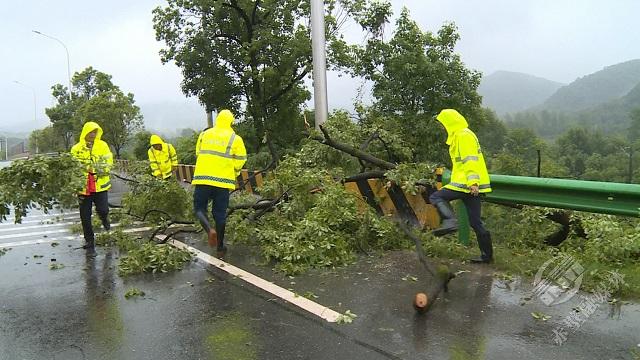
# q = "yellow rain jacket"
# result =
<box><xmin>193</xmin><ymin>110</ymin><xmax>247</xmax><ymax>189</ymax></box>
<box><xmin>71</xmin><ymin>122</ymin><xmax>113</xmax><ymax>195</ymax></box>
<box><xmin>436</xmin><ymin>109</ymin><xmax>491</xmax><ymax>194</ymax></box>
<box><xmin>148</xmin><ymin>135</ymin><xmax>178</xmax><ymax>179</ymax></box>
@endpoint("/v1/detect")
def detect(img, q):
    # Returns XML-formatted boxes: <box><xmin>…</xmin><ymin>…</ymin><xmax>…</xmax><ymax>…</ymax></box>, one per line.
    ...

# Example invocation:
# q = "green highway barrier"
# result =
<box><xmin>441</xmin><ymin>169</ymin><xmax>640</xmax><ymax>245</ymax></box>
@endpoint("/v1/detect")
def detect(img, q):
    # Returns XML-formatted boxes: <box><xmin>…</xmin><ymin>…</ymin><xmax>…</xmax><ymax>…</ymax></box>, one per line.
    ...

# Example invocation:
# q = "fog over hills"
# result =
<box><xmin>478</xmin><ymin>71</ymin><xmax>564</xmax><ymax>115</ymax></box>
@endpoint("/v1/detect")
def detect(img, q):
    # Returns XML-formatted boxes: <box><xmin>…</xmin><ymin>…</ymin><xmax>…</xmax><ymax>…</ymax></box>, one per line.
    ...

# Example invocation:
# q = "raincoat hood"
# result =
<box><xmin>150</xmin><ymin>134</ymin><xmax>164</xmax><ymax>146</ymax></box>
<box><xmin>79</xmin><ymin>121</ymin><xmax>103</xmax><ymax>144</ymax></box>
<box><xmin>214</xmin><ymin>110</ymin><xmax>235</xmax><ymax>129</ymax></box>
<box><xmin>436</xmin><ymin>109</ymin><xmax>469</xmax><ymax>145</ymax></box>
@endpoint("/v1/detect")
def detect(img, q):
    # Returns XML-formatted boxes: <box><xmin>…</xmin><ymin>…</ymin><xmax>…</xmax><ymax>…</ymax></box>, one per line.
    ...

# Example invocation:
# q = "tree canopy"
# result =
<box><xmin>44</xmin><ymin>67</ymin><xmax>143</xmax><ymax>157</ymax></box>
<box><xmin>152</xmin><ymin>0</ymin><xmax>397</xmax><ymax>159</ymax></box>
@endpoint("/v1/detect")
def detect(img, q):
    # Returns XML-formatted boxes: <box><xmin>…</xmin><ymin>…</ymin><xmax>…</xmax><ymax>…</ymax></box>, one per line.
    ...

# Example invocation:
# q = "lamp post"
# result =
<box><xmin>32</xmin><ymin>30</ymin><xmax>72</xmax><ymax>101</ymax></box>
<box><xmin>310</xmin><ymin>0</ymin><xmax>328</xmax><ymax>130</ymax></box>
<box><xmin>1</xmin><ymin>137</ymin><xmax>8</xmax><ymax>161</ymax></box>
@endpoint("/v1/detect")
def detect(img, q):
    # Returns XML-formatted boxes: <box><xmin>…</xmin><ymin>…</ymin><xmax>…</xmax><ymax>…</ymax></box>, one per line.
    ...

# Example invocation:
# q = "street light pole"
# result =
<box><xmin>32</xmin><ymin>30</ymin><xmax>72</xmax><ymax>101</ymax></box>
<box><xmin>2</xmin><ymin>137</ymin><xmax>8</xmax><ymax>161</ymax></box>
<box><xmin>310</xmin><ymin>0</ymin><xmax>328</xmax><ymax>130</ymax></box>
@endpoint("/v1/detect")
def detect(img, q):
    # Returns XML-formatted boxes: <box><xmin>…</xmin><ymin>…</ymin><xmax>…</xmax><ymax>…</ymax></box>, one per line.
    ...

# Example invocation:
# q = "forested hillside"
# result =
<box><xmin>541</xmin><ymin>59</ymin><xmax>640</xmax><ymax>112</ymax></box>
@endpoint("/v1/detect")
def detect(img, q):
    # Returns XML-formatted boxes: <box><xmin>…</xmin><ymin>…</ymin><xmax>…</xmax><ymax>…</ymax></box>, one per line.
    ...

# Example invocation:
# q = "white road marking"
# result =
<box><xmin>0</xmin><ymin>217</ymin><xmax>79</xmax><ymax>228</ymax></box>
<box><xmin>0</xmin><ymin>226</ymin><xmax>153</xmax><ymax>247</ymax></box>
<box><xmin>1</xmin><ymin>211</ymin><xmax>79</xmax><ymax>221</ymax></box>
<box><xmin>0</xmin><ymin>221</ymin><xmax>78</xmax><ymax>233</ymax></box>
<box><xmin>168</xmin><ymin>238</ymin><xmax>342</xmax><ymax>323</ymax></box>
<box><xmin>0</xmin><ymin>227</ymin><xmax>71</xmax><ymax>240</ymax></box>
<box><xmin>0</xmin><ymin>235</ymin><xmax>80</xmax><ymax>248</ymax></box>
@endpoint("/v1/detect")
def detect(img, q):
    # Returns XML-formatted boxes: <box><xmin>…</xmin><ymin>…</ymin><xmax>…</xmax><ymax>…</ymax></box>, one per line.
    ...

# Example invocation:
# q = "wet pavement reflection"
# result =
<box><xmin>1</xmin><ymin>230</ymin><xmax>639</xmax><ymax>359</ymax></box>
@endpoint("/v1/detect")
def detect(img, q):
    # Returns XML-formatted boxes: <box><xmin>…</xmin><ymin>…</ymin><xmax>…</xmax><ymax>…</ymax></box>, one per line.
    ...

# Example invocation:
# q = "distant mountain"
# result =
<box><xmin>541</xmin><ymin>59</ymin><xmax>640</xmax><ymax>112</ymax></box>
<box><xmin>0</xmin><ymin>130</ymin><xmax>28</xmax><ymax>140</ymax></box>
<box><xmin>506</xmin><ymin>80</ymin><xmax>640</xmax><ymax>139</ymax></box>
<box><xmin>571</xmin><ymin>80</ymin><xmax>640</xmax><ymax>133</ymax></box>
<box><xmin>478</xmin><ymin>71</ymin><xmax>564</xmax><ymax>115</ymax></box>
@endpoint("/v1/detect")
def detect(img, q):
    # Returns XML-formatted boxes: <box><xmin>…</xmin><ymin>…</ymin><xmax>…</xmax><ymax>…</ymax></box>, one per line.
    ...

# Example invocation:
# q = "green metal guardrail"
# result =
<box><xmin>441</xmin><ymin>170</ymin><xmax>640</xmax><ymax>244</ymax></box>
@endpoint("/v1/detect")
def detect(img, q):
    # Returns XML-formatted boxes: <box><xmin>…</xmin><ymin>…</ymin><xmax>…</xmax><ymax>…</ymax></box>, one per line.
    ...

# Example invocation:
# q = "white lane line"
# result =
<box><xmin>0</xmin><ymin>228</ymin><xmax>71</xmax><ymax>240</ymax></box>
<box><xmin>0</xmin><ymin>221</ymin><xmax>78</xmax><ymax>234</ymax></box>
<box><xmin>0</xmin><ymin>235</ymin><xmax>80</xmax><ymax>248</ymax></box>
<box><xmin>1</xmin><ymin>211</ymin><xmax>79</xmax><ymax>221</ymax></box>
<box><xmin>0</xmin><ymin>220</ymin><xmax>143</xmax><ymax>234</ymax></box>
<box><xmin>0</xmin><ymin>217</ymin><xmax>79</xmax><ymax>227</ymax></box>
<box><xmin>0</xmin><ymin>226</ymin><xmax>153</xmax><ymax>248</ymax></box>
<box><xmin>168</xmin><ymin>239</ymin><xmax>342</xmax><ymax>323</ymax></box>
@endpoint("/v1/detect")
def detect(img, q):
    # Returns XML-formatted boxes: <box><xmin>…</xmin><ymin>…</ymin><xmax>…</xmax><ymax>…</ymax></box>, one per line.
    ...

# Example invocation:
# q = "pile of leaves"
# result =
<box><xmin>120</xmin><ymin>165</ymin><xmax>193</xmax><ymax>224</ymax></box>
<box><xmin>0</xmin><ymin>154</ymin><xmax>84</xmax><ymax>223</ymax></box>
<box><xmin>482</xmin><ymin>204</ymin><xmax>639</xmax><ymax>296</ymax></box>
<box><xmin>94</xmin><ymin>229</ymin><xmax>193</xmax><ymax>277</ymax></box>
<box><xmin>114</xmin><ymin>160</ymin><xmax>195</xmax><ymax>235</ymax></box>
<box><xmin>224</xmin><ymin>114</ymin><xmax>444</xmax><ymax>275</ymax></box>
<box><xmin>118</xmin><ymin>243</ymin><xmax>193</xmax><ymax>277</ymax></box>
<box><xmin>95</xmin><ymin>229</ymin><xmax>141</xmax><ymax>252</ymax></box>
<box><xmin>124</xmin><ymin>288</ymin><xmax>146</xmax><ymax>299</ymax></box>
<box><xmin>228</xmin><ymin>153</ymin><xmax>414</xmax><ymax>274</ymax></box>
<box><xmin>572</xmin><ymin>215</ymin><xmax>640</xmax><ymax>264</ymax></box>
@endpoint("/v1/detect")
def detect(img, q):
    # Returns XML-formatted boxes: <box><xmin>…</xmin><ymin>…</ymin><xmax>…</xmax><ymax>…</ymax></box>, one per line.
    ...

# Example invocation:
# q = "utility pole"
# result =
<box><xmin>2</xmin><ymin>137</ymin><xmax>8</xmax><ymax>161</ymax></box>
<box><xmin>310</xmin><ymin>0</ymin><xmax>328</xmax><ymax>130</ymax></box>
<box><xmin>206</xmin><ymin>110</ymin><xmax>214</xmax><ymax>128</ymax></box>
<box><xmin>628</xmin><ymin>146</ymin><xmax>634</xmax><ymax>183</ymax></box>
<box><xmin>33</xmin><ymin>30</ymin><xmax>72</xmax><ymax>101</ymax></box>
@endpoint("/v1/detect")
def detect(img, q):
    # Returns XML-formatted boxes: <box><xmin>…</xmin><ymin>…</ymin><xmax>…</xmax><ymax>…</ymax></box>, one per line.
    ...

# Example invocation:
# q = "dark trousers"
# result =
<box><xmin>78</xmin><ymin>191</ymin><xmax>110</xmax><ymax>244</ymax></box>
<box><xmin>429</xmin><ymin>188</ymin><xmax>489</xmax><ymax>237</ymax></box>
<box><xmin>193</xmin><ymin>185</ymin><xmax>230</xmax><ymax>248</ymax></box>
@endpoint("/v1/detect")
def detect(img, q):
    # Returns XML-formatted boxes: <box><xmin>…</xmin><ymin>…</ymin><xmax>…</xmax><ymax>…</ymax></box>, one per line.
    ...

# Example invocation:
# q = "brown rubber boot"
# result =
<box><xmin>207</xmin><ymin>229</ymin><xmax>218</xmax><ymax>248</ymax></box>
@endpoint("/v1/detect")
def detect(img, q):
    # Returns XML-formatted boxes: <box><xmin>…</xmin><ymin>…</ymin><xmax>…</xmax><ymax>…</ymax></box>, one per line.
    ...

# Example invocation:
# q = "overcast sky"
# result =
<box><xmin>2</xmin><ymin>0</ymin><xmax>639</xmax><ymax>134</ymax></box>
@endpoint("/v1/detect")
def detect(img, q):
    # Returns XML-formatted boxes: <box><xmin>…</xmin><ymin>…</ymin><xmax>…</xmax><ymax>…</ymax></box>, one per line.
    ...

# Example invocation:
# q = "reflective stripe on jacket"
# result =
<box><xmin>192</xmin><ymin>110</ymin><xmax>247</xmax><ymax>189</ymax></box>
<box><xmin>436</xmin><ymin>109</ymin><xmax>491</xmax><ymax>194</ymax></box>
<box><xmin>70</xmin><ymin>122</ymin><xmax>113</xmax><ymax>194</ymax></box>
<box><xmin>148</xmin><ymin>135</ymin><xmax>178</xmax><ymax>179</ymax></box>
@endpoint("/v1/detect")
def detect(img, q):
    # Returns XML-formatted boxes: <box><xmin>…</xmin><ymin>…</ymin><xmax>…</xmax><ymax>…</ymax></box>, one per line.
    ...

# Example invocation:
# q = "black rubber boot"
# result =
<box><xmin>469</xmin><ymin>232</ymin><xmax>493</xmax><ymax>263</ymax></box>
<box><xmin>216</xmin><ymin>223</ymin><xmax>227</xmax><ymax>259</ymax></box>
<box><xmin>82</xmin><ymin>238</ymin><xmax>96</xmax><ymax>257</ymax></box>
<box><xmin>432</xmin><ymin>202</ymin><xmax>458</xmax><ymax>237</ymax></box>
<box><xmin>101</xmin><ymin>216</ymin><xmax>111</xmax><ymax>231</ymax></box>
<box><xmin>195</xmin><ymin>211</ymin><xmax>212</xmax><ymax>233</ymax></box>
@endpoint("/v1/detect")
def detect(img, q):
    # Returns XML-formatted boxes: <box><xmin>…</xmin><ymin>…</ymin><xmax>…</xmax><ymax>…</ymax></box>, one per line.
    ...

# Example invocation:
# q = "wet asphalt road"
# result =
<box><xmin>0</xmin><ymin>178</ymin><xmax>639</xmax><ymax>359</ymax></box>
<box><xmin>0</xmin><ymin>206</ymin><xmax>393</xmax><ymax>360</ymax></box>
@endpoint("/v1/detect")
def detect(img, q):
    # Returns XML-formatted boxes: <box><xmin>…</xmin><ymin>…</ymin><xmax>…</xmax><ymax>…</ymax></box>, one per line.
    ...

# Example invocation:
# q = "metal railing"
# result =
<box><xmin>441</xmin><ymin>169</ymin><xmax>640</xmax><ymax>244</ymax></box>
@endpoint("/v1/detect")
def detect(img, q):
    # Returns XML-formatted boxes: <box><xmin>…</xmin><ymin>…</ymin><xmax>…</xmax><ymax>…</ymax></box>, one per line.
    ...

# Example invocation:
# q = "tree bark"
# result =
<box><xmin>307</xmin><ymin>125</ymin><xmax>397</xmax><ymax>170</ymax></box>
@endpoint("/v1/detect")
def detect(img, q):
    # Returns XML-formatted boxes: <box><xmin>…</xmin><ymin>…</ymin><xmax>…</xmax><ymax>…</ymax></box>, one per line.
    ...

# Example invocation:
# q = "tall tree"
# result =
<box><xmin>45</xmin><ymin>67</ymin><xmax>143</xmax><ymax>156</ymax></box>
<box><xmin>77</xmin><ymin>90</ymin><xmax>143</xmax><ymax>158</ymax></box>
<box><xmin>341</xmin><ymin>7</ymin><xmax>485</xmax><ymax>163</ymax></box>
<box><xmin>131</xmin><ymin>130</ymin><xmax>153</xmax><ymax>160</ymax></box>
<box><xmin>153</xmin><ymin>0</ymin><xmax>362</xmax><ymax>159</ymax></box>
<box><xmin>28</xmin><ymin>126</ymin><xmax>64</xmax><ymax>154</ymax></box>
<box><xmin>45</xmin><ymin>84</ymin><xmax>76</xmax><ymax>150</ymax></box>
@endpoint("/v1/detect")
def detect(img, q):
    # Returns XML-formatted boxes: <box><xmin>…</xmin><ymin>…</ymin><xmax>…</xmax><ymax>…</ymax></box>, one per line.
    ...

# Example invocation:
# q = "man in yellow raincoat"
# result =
<box><xmin>71</xmin><ymin>121</ymin><xmax>113</xmax><ymax>254</ymax></box>
<box><xmin>192</xmin><ymin>110</ymin><xmax>246</xmax><ymax>258</ymax></box>
<box><xmin>429</xmin><ymin>109</ymin><xmax>493</xmax><ymax>263</ymax></box>
<box><xmin>148</xmin><ymin>134</ymin><xmax>178</xmax><ymax>179</ymax></box>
